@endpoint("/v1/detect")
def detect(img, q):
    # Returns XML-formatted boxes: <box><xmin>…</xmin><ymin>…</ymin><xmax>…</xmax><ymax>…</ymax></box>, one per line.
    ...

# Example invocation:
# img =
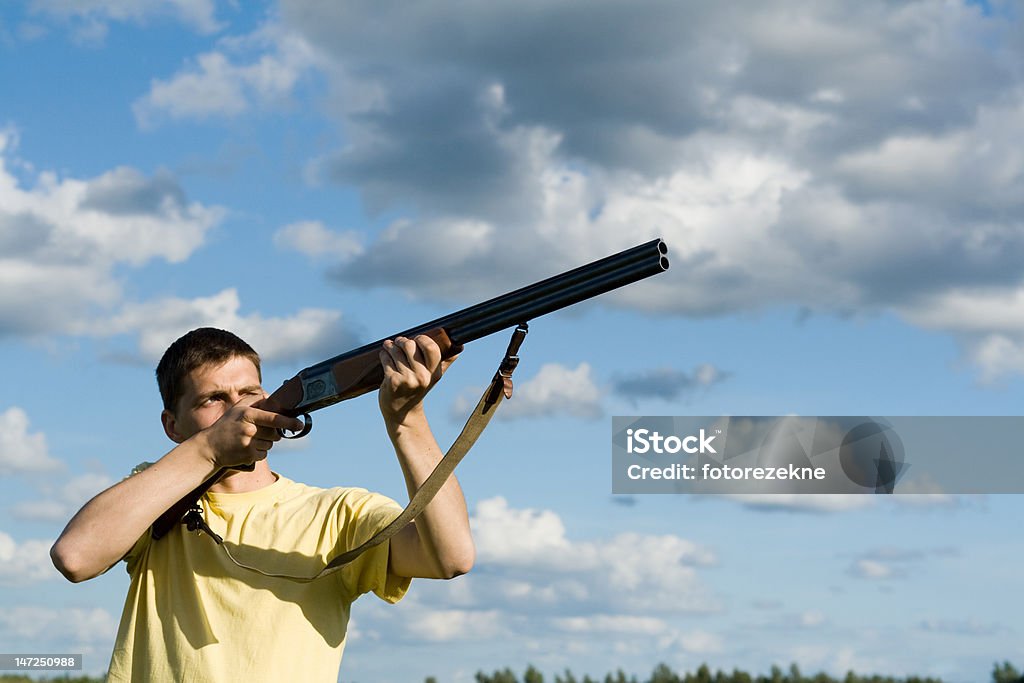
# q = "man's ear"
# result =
<box><xmin>161</xmin><ymin>409</ymin><xmax>185</xmax><ymax>444</ymax></box>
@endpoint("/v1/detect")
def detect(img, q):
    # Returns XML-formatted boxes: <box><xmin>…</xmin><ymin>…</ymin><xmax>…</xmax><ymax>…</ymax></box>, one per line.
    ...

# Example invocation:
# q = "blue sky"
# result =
<box><xmin>0</xmin><ymin>1</ymin><xmax>1022</xmax><ymax>681</ymax></box>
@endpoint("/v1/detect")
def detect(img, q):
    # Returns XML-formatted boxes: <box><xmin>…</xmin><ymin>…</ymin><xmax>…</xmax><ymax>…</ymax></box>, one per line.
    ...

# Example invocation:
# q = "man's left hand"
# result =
<box><xmin>378</xmin><ymin>335</ymin><xmax>456</xmax><ymax>426</ymax></box>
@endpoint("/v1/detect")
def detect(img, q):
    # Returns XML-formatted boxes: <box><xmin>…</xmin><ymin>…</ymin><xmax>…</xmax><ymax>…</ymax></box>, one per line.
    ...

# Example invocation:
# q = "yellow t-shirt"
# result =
<box><xmin>107</xmin><ymin>473</ymin><xmax>410</xmax><ymax>683</ymax></box>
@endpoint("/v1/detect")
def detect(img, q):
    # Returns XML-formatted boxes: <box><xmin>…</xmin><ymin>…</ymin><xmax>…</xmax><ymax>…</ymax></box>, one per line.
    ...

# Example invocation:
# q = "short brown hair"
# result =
<box><xmin>156</xmin><ymin>328</ymin><xmax>262</xmax><ymax>412</ymax></box>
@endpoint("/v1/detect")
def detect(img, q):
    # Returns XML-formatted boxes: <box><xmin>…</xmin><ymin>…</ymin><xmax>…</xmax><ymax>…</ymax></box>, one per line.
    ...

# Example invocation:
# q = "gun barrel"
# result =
<box><xmin>300</xmin><ymin>238</ymin><xmax>669</xmax><ymax>380</ymax></box>
<box><xmin>449</xmin><ymin>241</ymin><xmax>668</xmax><ymax>343</ymax></box>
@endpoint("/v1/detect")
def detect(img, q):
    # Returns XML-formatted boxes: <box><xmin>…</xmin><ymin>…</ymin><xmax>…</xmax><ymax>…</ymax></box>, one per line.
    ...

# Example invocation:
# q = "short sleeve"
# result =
<box><xmin>331</xmin><ymin>489</ymin><xmax>412</xmax><ymax>604</ymax></box>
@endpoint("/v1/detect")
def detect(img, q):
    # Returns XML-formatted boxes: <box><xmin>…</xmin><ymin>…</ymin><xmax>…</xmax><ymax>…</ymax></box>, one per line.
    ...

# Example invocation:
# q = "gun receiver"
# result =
<box><xmin>152</xmin><ymin>238</ymin><xmax>669</xmax><ymax>540</ymax></box>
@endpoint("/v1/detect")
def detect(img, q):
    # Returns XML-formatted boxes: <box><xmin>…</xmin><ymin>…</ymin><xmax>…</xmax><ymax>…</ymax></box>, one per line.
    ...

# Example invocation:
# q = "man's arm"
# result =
<box><xmin>50</xmin><ymin>396</ymin><xmax>303</xmax><ymax>583</ymax></box>
<box><xmin>379</xmin><ymin>335</ymin><xmax>475</xmax><ymax>580</ymax></box>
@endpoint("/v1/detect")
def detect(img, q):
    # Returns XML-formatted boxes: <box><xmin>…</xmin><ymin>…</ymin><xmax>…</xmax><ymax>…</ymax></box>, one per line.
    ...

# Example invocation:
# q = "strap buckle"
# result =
<box><xmin>484</xmin><ymin>323</ymin><xmax>529</xmax><ymax>412</ymax></box>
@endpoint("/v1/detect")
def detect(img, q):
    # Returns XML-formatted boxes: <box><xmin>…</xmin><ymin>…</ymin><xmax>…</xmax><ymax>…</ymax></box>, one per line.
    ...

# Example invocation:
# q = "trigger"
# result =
<box><xmin>280</xmin><ymin>414</ymin><xmax>312</xmax><ymax>440</ymax></box>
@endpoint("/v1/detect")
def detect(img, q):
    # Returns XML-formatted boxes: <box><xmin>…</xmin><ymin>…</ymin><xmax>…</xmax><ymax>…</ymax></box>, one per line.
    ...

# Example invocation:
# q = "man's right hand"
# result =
<box><xmin>196</xmin><ymin>394</ymin><xmax>306</xmax><ymax>470</ymax></box>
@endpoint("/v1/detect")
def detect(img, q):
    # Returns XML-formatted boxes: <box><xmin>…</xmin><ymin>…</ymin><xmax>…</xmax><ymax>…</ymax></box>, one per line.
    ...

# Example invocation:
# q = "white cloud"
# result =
<box><xmin>29</xmin><ymin>0</ymin><xmax>220</xmax><ymax>39</ymax></box>
<box><xmin>133</xmin><ymin>27</ymin><xmax>318</xmax><ymax>127</ymax></box>
<box><xmin>800</xmin><ymin>610</ymin><xmax>827</xmax><ymax>627</ymax></box>
<box><xmin>834</xmin><ymin>100</ymin><xmax>1024</xmax><ymax>214</ymax></box>
<box><xmin>658</xmin><ymin>629</ymin><xmax>724</xmax><ymax>655</ymax></box>
<box><xmin>553</xmin><ymin>615</ymin><xmax>666</xmax><ymax>635</ymax></box>
<box><xmin>613</xmin><ymin>363</ymin><xmax>729</xmax><ymax>404</ymax></box>
<box><xmin>499</xmin><ymin>362</ymin><xmax>603</xmax><ymax>420</ymax></box>
<box><xmin>693</xmin><ymin>363</ymin><xmax>722</xmax><ymax>386</ymax></box>
<box><xmin>553</xmin><ymin>615</ymin><xmax>725</xmax><ymax>656</ymax></box>
<box><xmin>267</xmin><ymin>0</ymin><xmax>1024</xmax><ymax>381</ymax></box>
<box><xmin>900</xmin><ymin>287</ymin><xmax>1024</xmax><ymax>383</ymax></box>
<box><xmin>0</xmin><ymin>131</ymin><xmax>359</xmax><ymax>364</ymax></box>
<box><xmin>334</xmin><ymin>144</ymin><xmax>813</xmax><ymax>313</ymax></box>
<box><xmin>404</xmin><ymin>609</ymin><xmax>505</xmax><ymax>642</ymax></box>
<box><xmin>273</xmin><ymin>220</ymin><xmax>363</xmax><ymax>262</ymax></box>
<box><xmin>0</xmin><ymin>129</ymin><xmax>223</xmax><ymax>337</ymax></box>
<box><xmin>0</xmin><ymin>407</ymin><xmax>60</xmax><ymax>474</ymax></box>
<box><xmin>470</xmin><ymin>496</ymin><xmax>571</xmax><ymax>563</ymax></box>
<box><xmin>0</xmin><ymin>605</ymin><xmax>118</xmax><ymax>645</ymax></box>
<box><xmin>904</xmin><ymin>286</ymin><xmax>1024</xmax><ymax>335</ymax></box>
<box><xmin>452</xmin><ymin>363</ymin><xmax>603</xmax><ymax>421</ymax></box>
<box><xmin>97</xmin><ymin>288</ymin><xmax>356</xmax><ymax>364</ymax></box>
<box><xmin>849</xmin><ymin>558</ymin><xmax>899</xmax><ymax>580</ymax></box>
<box><xmin>918</xmin><ymin>618</ymin><xmax>1003</xmax><ymax>636</ymax></box>
<box><xmin>470</xmin><ymin>497</ymin><xmax>717</xmax><ymax>614</ymax></box>
<box><xmin>968</xmin><ymin>334</ymin><xmax>1024</xmax><ymax>383</ymax></box>
<box><xmin>345</xmin><ymin>497</ymin><xmax>724</xmax><ymax>662</ymax></box>
<box><xmin>12</xmin><ymin>472</ymin><xmax>114</xmax><ymax>522</ymax></box>
<box><xmin>0</xmin><ymin>532</ymin><xmax>56</xmax><ymax>584</ymax></box>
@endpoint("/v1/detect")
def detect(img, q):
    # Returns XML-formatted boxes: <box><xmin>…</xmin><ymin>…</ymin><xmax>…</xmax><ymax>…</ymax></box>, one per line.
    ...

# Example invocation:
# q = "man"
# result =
<box><xmin>50</xmin><ymin>327</ymin><xmax>474</xmax><ymax>681</ymax></box>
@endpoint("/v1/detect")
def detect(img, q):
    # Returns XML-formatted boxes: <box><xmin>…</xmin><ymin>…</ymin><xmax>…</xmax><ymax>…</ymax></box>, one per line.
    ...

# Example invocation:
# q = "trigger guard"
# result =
<box><xmin>280</xmin><ymin>413</ymin><xmax>313</xmax><ymax>440</ymax></box>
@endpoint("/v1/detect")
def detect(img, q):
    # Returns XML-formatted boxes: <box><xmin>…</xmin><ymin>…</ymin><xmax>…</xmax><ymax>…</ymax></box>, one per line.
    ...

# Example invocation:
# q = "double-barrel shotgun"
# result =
<box><xmin>152</xmin><ymin>238</ymin><xmax>670</xmax><ymax>553</ymax></box>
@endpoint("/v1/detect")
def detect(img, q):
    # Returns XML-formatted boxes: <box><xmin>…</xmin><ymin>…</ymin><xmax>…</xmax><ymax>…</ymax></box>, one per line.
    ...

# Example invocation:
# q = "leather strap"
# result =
<box><xmin>205</xmin><ymin>323</ymin><xmax>529</xmax><ymax>582</ymax></box>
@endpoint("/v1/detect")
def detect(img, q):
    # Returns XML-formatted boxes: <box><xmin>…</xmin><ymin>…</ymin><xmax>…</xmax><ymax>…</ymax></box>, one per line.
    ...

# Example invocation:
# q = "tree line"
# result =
<box><xmin>460</xmin><ymin>661</ymin><xmax>1024</xmax><ymax>683</ymax></box>
<box><xmin>1</xmin><ymin>661</ymin><xmax>1021</xmax><ymax>682</ymax></box>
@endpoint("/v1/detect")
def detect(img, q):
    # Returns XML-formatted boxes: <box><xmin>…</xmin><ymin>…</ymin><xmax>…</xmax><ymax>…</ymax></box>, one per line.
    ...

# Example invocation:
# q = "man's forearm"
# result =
<box><xmin>386</xmin><ymin>408</ymin><xmax>474</xmax><ymax>579</ymax></box>
<box><xmin>51</xmin><ymin>437</ymin><xmax>219</xmax><ymax>582</ymax></box>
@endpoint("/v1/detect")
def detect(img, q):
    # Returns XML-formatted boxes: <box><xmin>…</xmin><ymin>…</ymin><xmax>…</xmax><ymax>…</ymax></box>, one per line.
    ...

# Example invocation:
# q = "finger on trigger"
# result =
<box><xmin>252</xmin><ymin>408</ymin><xmax>305</xmax><ymax>433</ymax></box>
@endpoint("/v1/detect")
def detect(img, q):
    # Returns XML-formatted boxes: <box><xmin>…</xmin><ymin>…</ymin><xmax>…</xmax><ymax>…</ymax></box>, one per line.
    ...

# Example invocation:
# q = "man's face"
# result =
<box><xmin>162</xmin><ymin>355</ymin><xmax>263</xmax><ymax>443</ymax></box>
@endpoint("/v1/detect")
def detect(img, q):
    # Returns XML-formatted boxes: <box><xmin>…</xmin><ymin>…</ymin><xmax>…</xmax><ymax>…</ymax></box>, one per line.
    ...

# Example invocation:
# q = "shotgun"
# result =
<box><xmin>153</xmin><ymin>238</ymin><xmax>670</xmax><ymax>540</ymax></box>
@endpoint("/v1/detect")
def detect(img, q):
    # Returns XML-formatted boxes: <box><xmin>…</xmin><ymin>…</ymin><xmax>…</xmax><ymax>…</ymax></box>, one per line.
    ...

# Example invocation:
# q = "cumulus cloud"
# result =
<box><xmin>29</xmin><ymin>0</ymin><xmax>220</xmax><ymax>42</ymax></box>
<box><xmin>0</xmin><ymin>129</ymin><xmax>223</xmax><ymax>337</ymax></box>
<box><xmin>96</xmin><ymin>287</ymin><xmax>360</xmax><ymax>364</ymax></box>
<box><xmin>612</xmin><ymin>364</ymin><xmax>729</xmax><ymax>405</ymax></box>
<box><xmin>404</xmin><ymin>609</ymin><xmax>505</xmax><ymax>642</ymax></box>
<box><xmin>257</xmin><ymin>0</ymin><xmax>1024</xmax><ymax>380</ymax></box>
<box><xmin>847</xmin><ymin>546</ymin><xmax>956</xmax><ymax>581</ymax></box>
<box><xmin>133</xmin><ymin>25</ymin><xmax>318</xmax><ymax>127</ymax></box>
<box><xmin>900</xmin><ymin>286</ymin><xmax>1024</xmax><ymax>383</ymax></box>
<box><xmin>80</xmin><ymin>1</ymin><xmax>1024</xmax><ymax>379</ymax></box>
<box><xmin>0</xmin><ymin>532</ymin><xmax>56</xmax><ymax>584</ymax></box>
<box><xmin>552</xmin><ymin>615</ymin><xmax>724</xmax><ymax>655</ymax></box>
<box><xmin>0</xmin><ymin>604</ymin><xmax>118</xmax><ymax>647</ymax></box>
<box><xmin>0</xmin><ymin>407</ymin><xmax>60</xmax><ymax>474</ymax></box>
<box><xmin>553</xmin><ymin>614</ymin><xmax>667</xmax><ymax>636</ymax></box>
<box><xmin>0</xmin><ymin>130</ymin><xmax>358</xmax><ymax>366</ymax></box>
<box><xmin>918</xmin><ymin>618</ymin><xmax>1005</xmax><ymax>637</ymax></box>
<box><xmin>349</xmin><ymin>496</ymin><xmax>723</xmax><ymax>657</ymax></box>
<box><xmin>451</xmin><ymin>362</ymin><xmax>603</xmax><ymax>421</ymax></box>
<box><xmin>849</xmin><ymin>558</ymin><xmax>901</xmax><ymax>581</ymax></box>
<box><xmin>470</xmin><ymin>496</ymin><xmax>718</xmax><ymax>614</ymax></box>
<box><xmin>11</xmin><ymin>472</ymin><xmax>114</xmax><ymax>522</ymax></box>
<box><xmin>273</xmin><ymin>220</ymin><xmax>363</xmax><ymax>262</ymax></box>
<box><xmin>799</xmin><ymin>610</ymin><xmax>827</xmax><ymax>628</ymax></box>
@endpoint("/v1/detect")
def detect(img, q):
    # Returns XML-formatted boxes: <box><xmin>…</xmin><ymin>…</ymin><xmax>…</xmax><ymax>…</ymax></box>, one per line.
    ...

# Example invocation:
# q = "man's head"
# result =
<box><xmin>156</xmin><ymin>328</ymin><xmax>265</xmax><ymax>445</ymax></box>
<box><xmin>157</xmin><ymin>328</ymin><xmax>262</xmax><ymax>412</ymax></box>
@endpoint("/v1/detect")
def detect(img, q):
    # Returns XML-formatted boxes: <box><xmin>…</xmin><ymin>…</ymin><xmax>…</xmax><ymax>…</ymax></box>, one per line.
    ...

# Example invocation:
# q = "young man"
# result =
<box><xmin>50</xmin><ymin>327</ymin><xmax>474</xmax><ymax>681</ymax></box>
